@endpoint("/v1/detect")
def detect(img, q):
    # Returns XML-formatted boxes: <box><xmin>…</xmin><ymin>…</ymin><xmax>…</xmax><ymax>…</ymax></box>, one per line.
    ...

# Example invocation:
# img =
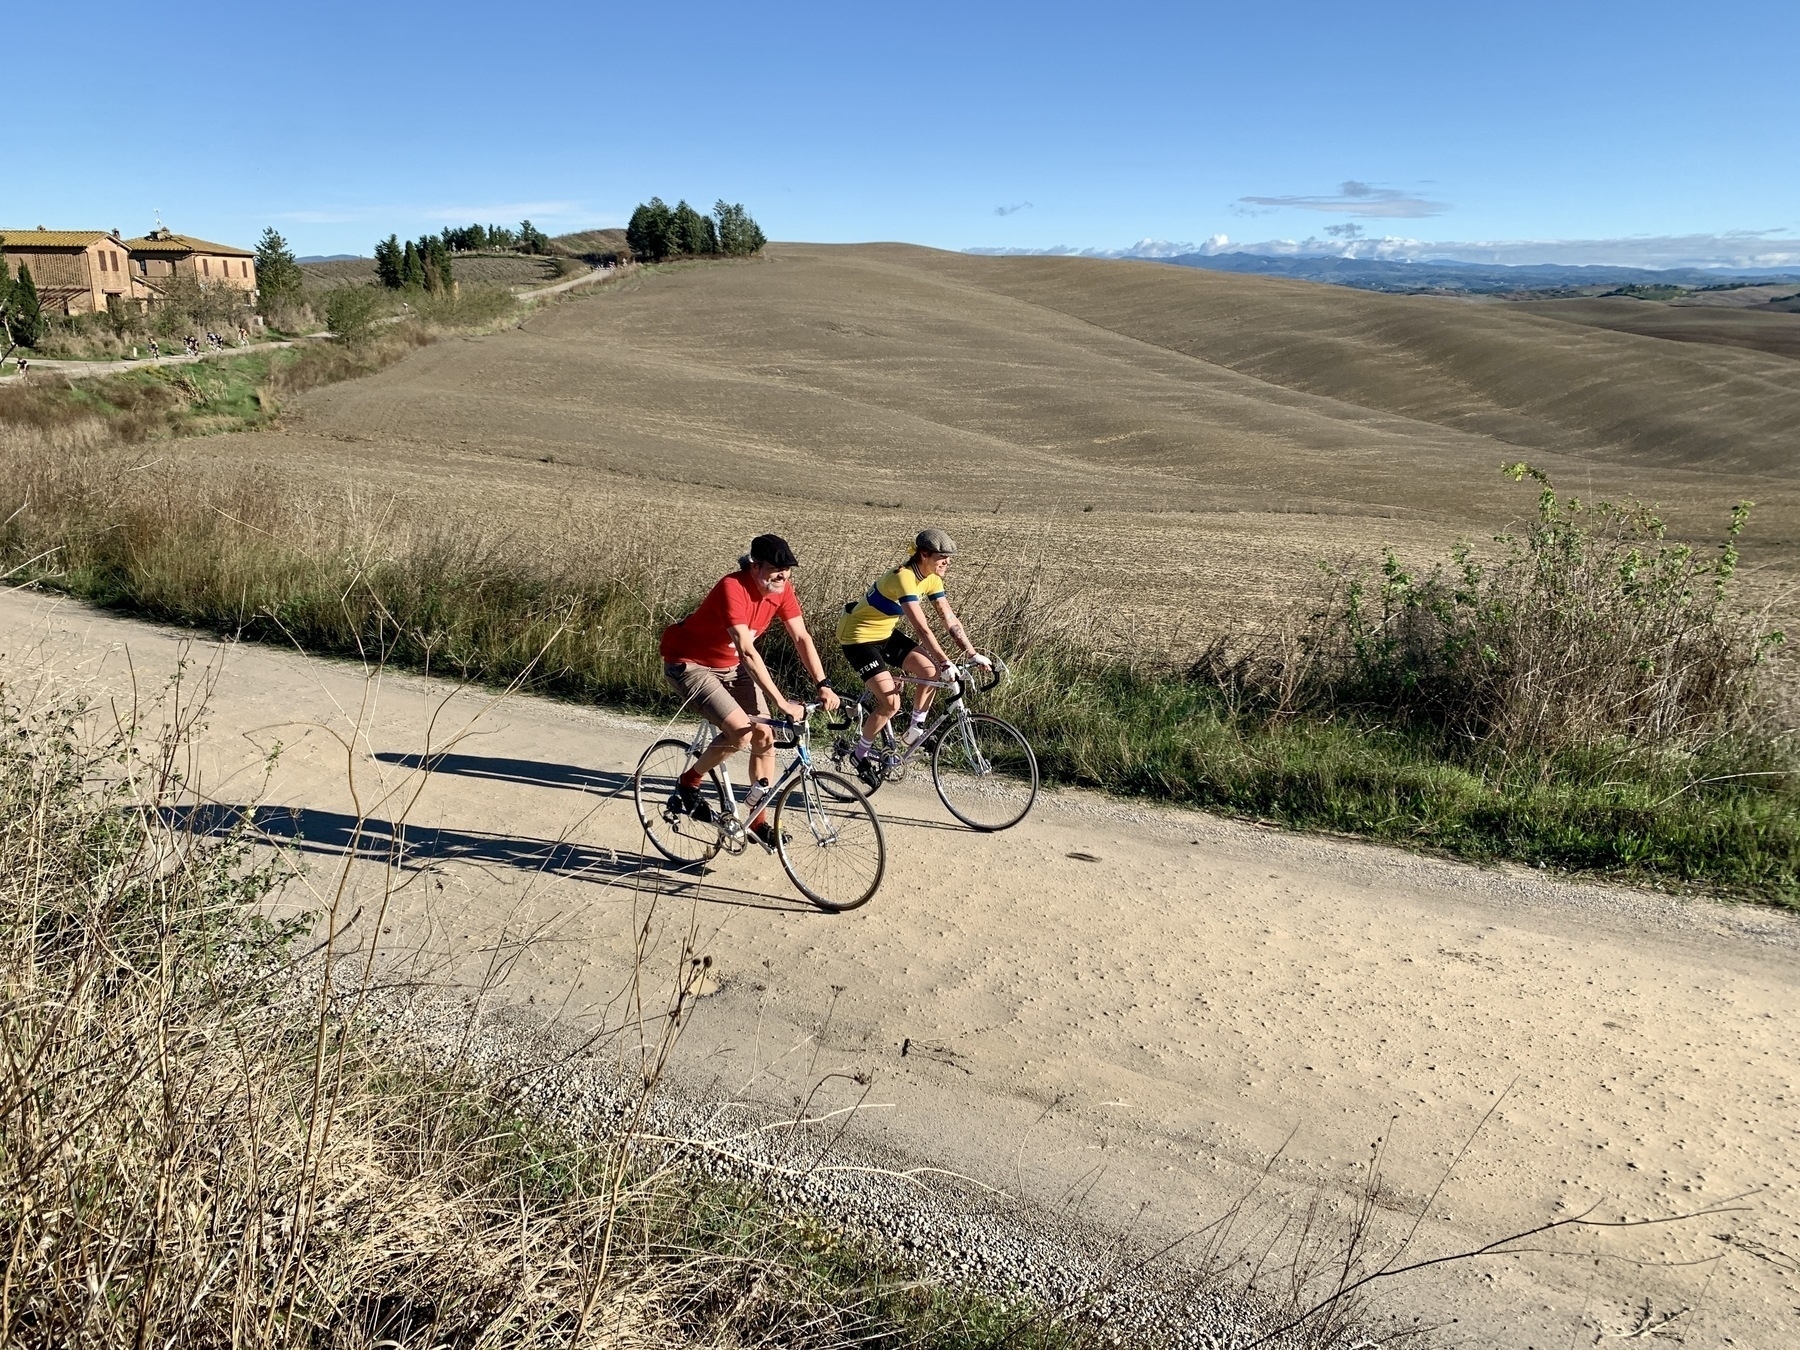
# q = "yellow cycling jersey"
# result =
<box><xmin>836</xmin><ymin>565</ymin><xmax>947</xmax><ymax>644</ymax></box>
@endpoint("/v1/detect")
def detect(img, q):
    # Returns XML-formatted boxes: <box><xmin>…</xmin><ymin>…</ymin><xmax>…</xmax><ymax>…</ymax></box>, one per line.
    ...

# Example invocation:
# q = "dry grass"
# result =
<box><xmin>0</xmin><ymin>432</ymin><xmax>1794</xmax><ymax>896</ymax></box>
<box><xmin>2</xmin><ymin>242</ymin><xmax>1796</xmax><ymax>894</ymax></box>
<box><xmin>0</xmin><ymin>671</ymin><xmax>1128</xmax><ymax>1349</ymax></box>
<box><xmin>300</xmin><ymin>256</ymin><xmax>563</xmax><ymax>295</ymax></box>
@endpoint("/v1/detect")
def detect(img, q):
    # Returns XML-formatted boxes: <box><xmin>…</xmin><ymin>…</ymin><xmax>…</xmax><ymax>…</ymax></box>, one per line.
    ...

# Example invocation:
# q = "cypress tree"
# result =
<box><xmin>627</xmin><ymin>199</ymin><xmax>676</xmax><ymax>262</ymax></box>
<box><xmin>9</xmin><ymin>261</ymin><xmax>45</xmax><ymax>348</ymax></box>
<box><xmin>374</xmin><ymin>235</ymin><xmax>404</xmax><ymax>289</ymax></box>
<box><xmin>0</xmin><ymin>251</ymin><xmax>17</xmax><ymax>359</ymax></box>
<box><xmin>713</xmin><ymin>201</ymin><xmax>767</xmax><ymax>257</ymax></box>
<box><xmin>672</xmin><ymin>201</ymin><xmax>715</xmax><ymax>256</ymax></box>
<box><xmin>401</xmin><ymin>241</ymin><xmax>425</xmax><ymax>289</ymax></box>
<box><xmin>420</xmin><ymin>237</ymin><xmax>452</xmax><ymax>293</ymax></box>
<box><xmin>254</xmin><ymin>227</ymin><xmax>304</xmax><ymax>314</ymax></box>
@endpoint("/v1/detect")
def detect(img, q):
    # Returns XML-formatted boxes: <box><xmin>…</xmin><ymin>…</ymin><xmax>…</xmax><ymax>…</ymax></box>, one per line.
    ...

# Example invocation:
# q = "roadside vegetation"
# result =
<box><xmin>0</xmin><ymin>693</ymin><xmax>1126</xmax><ymax>1349</ymax></box>
<box><xmin>0</xmin><ymin>421</ymin><xmax>1793</xmax><ymax>897</ymax></box>
<box><xmin>0</xmin><ymin>278</ymin><xmax>519</xmax><ymax>444</ymax></box>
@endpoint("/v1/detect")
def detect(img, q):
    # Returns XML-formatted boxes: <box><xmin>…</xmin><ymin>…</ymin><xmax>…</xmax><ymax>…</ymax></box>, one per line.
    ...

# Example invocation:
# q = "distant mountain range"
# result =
<box><xmin>297</xmin><ymin>254</ymin><xmax>363</xmax><ymax>263</ymax></box>
<box><xmin>1156</xmin><ymin>253</ymin><xmax>1800</xmax><ymax>295</ymax></box>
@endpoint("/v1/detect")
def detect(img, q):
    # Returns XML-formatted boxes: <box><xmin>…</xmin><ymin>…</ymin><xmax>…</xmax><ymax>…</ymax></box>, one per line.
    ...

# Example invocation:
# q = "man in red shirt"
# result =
<box><xmin>659</xmin><ymin>534</ymin><xmax>840</xmax><ymax>843</ymax></box>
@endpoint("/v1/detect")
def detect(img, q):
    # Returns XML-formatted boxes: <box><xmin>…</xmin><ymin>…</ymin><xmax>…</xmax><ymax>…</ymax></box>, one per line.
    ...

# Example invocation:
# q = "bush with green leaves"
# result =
<box><xmin>1192</xmin><ymin>464</ymin><xmax>1785</xmax><ymax>761</ymax></box>
<box><xmin>323</xmin><ymin>284</ymin><xmax>386</xmax><ymax>344</ymax></box>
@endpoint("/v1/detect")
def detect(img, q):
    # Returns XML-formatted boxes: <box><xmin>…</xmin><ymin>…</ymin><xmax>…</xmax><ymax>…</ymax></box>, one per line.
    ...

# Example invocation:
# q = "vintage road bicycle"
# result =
<box><xmin>632</xmin><ymin>701</ymin><xmax>886</xmax><ymax>912</ymax></box>
<box><xmin>827</xmin><ymin>658</ymin><xmax>1039</xmax><ymax>832</ymax></box>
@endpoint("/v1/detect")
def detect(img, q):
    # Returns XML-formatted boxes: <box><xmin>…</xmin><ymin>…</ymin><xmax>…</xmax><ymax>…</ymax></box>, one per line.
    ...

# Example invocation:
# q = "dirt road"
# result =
<box><xmin>3</xmin><ymin>587</ymin><xmax>1795</xmax><ymax>1347</ymax></box>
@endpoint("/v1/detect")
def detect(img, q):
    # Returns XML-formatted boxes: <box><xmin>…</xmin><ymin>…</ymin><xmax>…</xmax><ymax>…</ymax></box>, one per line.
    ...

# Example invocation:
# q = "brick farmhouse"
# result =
<box><xmin>0</xmin><ymin>226</ymin><xmax>257</xmax><ymax>315</ymax></box>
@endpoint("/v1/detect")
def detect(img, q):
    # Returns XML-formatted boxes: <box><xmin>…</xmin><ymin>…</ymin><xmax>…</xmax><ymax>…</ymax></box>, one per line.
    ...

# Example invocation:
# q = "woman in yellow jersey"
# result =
<box><xmin>835</xmin><ymin>528</ymin><xmax>991</xmax><ymax>783</ymax></box>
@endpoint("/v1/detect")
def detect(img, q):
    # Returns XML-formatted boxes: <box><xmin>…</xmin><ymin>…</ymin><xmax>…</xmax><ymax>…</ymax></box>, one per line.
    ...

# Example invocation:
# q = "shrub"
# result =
<box><xmin>323</xmin><ymin>284</ymin><xmax>386</xmax><ymax>345</ymax></box>
<box><xmin>1292</xmin><ymin>465</ymin><xmax>1782</xmax><ymax>757</ymax></box>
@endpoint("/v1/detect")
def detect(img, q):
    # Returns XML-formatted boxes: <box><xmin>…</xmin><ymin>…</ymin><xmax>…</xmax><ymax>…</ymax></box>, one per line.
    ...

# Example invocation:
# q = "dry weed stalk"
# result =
<box><xmin>1</xmin><ymin>616</ymin><xmax>1118</xmax><ymax>1348</ymax></box>
<box><xmin>1187</xmin><ymin>465</ymin><xmax>1788</xmax><ymax>762</ymax></box>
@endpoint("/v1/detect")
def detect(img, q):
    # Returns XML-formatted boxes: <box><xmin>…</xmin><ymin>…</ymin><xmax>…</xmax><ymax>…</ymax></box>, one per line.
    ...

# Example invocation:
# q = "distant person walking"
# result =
<box><xmin>658</xmin><ymin>535</ymin><xmax>841</xmax><ymax>846</ymax></box>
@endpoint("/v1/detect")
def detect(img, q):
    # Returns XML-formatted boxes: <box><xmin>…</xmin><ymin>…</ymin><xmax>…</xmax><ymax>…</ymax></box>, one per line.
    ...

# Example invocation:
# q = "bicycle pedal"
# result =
<box><xmin>719</xmin><ymin>817</ymin><xmax>749</xmax><ymax>855</ymax></box>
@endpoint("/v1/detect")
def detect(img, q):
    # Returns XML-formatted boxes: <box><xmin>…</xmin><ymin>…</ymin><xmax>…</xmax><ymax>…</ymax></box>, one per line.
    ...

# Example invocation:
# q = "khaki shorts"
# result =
<box><xmin>664</xmin><ymin>662</ymin><xmax>766</xmax><ymax>729</ymax></box>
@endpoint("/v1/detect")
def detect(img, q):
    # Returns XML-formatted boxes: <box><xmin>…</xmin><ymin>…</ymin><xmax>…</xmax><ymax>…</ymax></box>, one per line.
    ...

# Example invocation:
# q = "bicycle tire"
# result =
<box><xmin>931</xmin><ymin>712</ymin><xmax>1039</xmax><ymax>832</ymax></box>
<box><xmin>633</xmin><ymin>738</ymin><xmax>726</xmax><ymax>866</ymax></box>
<box><xmin>773</xmin><ymin>770</ymin><xmax>886</xmax><ymax>912</ymax></box>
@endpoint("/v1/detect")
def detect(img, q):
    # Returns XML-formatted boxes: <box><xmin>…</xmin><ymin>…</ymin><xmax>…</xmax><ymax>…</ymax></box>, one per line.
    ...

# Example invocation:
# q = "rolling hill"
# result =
<box><xmin>184</xmin><ymin>243</ymin><xmax>1800</xmax><ymax>634</ymax></box>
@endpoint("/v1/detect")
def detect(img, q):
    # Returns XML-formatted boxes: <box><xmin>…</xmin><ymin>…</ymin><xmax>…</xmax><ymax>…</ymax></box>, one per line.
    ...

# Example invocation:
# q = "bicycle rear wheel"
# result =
<box><xmin>773</xmin><ymin>770</ymin><xmax>886</xmax><ymax>912</ymax></box>
<box><xmin>633</xmin><ymin>738</ymin><xmax>726</xmax><ymax>866</ymax></box>
<box><xmin>931</xmin><ymin>712</ymin><xmax>1038</xmax><ymax>831</ymax></box>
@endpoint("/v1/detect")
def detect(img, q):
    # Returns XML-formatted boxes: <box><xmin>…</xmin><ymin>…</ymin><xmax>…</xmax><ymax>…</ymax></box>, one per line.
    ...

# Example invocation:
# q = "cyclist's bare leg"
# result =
<box><xmin>745</xmin><ymin>721</ymin><xmax>776</xmax><ymax>788</ymax></box>
<box><xmin>859</xmin><ymin>669</ymin><xmax>903</xmax><ymax>746</ymax></box>
<box><xmin>901</xmin><ymin>648</ymin><xmax>940</xmax><ymax>719</ymax></box>
<box><xmin>691</xmin><ymin>706</ymin><xmax>753</xmax><ymax>779</ymax></box>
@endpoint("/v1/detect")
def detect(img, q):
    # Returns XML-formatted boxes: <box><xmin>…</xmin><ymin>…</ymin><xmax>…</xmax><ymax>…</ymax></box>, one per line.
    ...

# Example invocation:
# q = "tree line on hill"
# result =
<box><xmin>437</xmin><ymin>220</ymin><xmax>551</xmax><ymax>255</ymax></box>
<box><xmin>368</xmin><ymin>219</ymin><xmax>555</xmax><ymax>293</ymax></box>
<box><xmin>373</xmin><ymin>235</ymin><xmax>455</xmax><ymax>293</ymax></box>
<box><xmin>626</xmin><ymin>199</ymin><xmax>765</xmax><ymax>262</ymax></box>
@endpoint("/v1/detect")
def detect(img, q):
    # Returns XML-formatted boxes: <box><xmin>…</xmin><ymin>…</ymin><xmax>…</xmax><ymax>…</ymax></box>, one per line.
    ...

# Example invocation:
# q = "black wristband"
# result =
<box><xmin>815</xmin><ymin>678</ymin><xmax>831</xmax><ymax>688</ymax></box>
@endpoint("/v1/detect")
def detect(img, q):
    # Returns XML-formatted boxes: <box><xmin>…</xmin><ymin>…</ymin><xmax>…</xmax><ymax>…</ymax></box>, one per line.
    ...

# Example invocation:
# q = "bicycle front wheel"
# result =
<box><xmin>633</xmin><ymin>738</ymin><xmax>726</xmax><ymax>866</ymax></box>
<box><xmin>931</xmin><ymin>713</ymin><xmax>1039</xmax><ymax>831</ymax></box>
<box><xmin>773</xmin><ymin>771</ymin><xmax>886</xmax><ymax>912</ymax></box>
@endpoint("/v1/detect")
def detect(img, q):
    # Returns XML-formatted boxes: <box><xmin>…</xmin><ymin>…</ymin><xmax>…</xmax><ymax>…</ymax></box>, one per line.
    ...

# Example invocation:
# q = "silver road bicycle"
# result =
<box><xmin>632</xmin><ymin>701</ymin><xmax>886</xmax><ymax>912</ymax></box>
<box><xmin>828</xmin><ymin>658</ymin><xmax>1039</xmax><ymax>832</ymax></box>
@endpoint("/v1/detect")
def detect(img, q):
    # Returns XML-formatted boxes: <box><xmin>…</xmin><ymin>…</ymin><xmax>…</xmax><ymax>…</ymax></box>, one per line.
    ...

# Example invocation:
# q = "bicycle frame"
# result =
<box><xmin>683</xmin><ymin>711</ymin><xmax>841</xmax><ymax>852</ymax></box>
<box><xmin>845</xmin><ymin>671</ymin><xmax>987</xmax><ymax>775</ymax></box>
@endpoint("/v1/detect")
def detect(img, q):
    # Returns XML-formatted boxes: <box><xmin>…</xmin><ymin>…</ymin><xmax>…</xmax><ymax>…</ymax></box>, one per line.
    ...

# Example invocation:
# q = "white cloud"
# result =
<box><xmin>1238</xmin><ymin>180</ymin><xmax>1450</xmax><ymax>219</ymax></box>
<box><xmin>969</xmin><ymin>229</ymin><xmax>1800</xmax><ymax>271</ymax></box>
<box><xmin>967</xmin><ymin>237</ymin><xmax>1200</xmax><ymax>259</ymax></box>
<box><xmin>1208</xmin><ymin>230</ymin><xmax>1800</xmax><ymax>270</ymax></box>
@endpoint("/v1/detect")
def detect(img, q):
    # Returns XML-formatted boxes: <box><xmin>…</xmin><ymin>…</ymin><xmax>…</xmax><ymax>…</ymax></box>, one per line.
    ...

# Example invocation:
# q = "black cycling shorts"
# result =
<box><xmin>840</xmin><ymin>633</ymin><xmax>918</xmax><ymax>681</ymax></box>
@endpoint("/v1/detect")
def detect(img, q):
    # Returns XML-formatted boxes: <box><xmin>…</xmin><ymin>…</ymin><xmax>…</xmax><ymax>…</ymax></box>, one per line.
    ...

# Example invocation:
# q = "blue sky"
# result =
<box><xmin>8</xmin><ymin>0</ymin><xmax>1797</xmax><ymax>267</ymax></box>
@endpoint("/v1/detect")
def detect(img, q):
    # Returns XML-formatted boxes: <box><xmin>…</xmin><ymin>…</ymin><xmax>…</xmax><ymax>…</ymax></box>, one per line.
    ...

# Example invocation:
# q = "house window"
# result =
<box><xmin>111</xmin><ymin>251</ymin><xmax>120</xmax><ymax>271</ymax></box>
<box><xmin>202</xmin><ymin>258</ymin><xmax>210</xmax><ymax>276</ymax></box>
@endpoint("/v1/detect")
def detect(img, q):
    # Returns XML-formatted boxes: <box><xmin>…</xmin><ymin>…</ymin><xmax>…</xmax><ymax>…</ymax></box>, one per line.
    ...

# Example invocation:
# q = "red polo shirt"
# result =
<box><xmin>660</xmin><ymin>569</ymin><xmax>802</xmax><ymax>669</ymax></box>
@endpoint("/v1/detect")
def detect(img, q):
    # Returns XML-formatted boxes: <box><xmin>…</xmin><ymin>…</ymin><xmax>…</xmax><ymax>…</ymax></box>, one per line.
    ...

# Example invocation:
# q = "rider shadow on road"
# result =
<box><xmin>373</xmin><ymin>751</ymin><xmax>631</xmax><ymax>796</ymax></box>
<box><xmin>160</xmin><ymin>804</ymin><xmax>816</xmax><ymax>913</ymax></box>
<box><xmin>375</xmin><ymin>749</ymin><xmax>969</xmax><ymax>836</ymax></box>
